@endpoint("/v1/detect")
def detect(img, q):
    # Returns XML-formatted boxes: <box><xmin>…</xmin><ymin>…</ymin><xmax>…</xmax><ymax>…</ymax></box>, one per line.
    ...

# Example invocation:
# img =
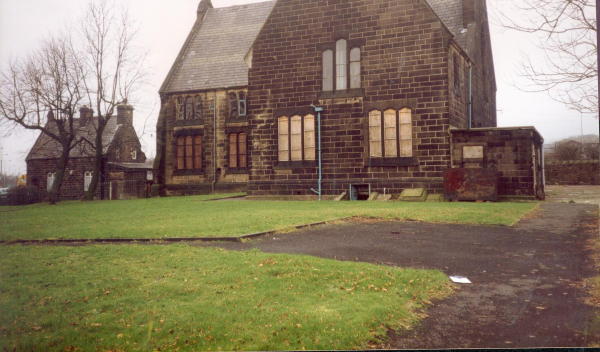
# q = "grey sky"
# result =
<box><xmin>0</xmin><ymin>0</ymin><xmax>598</xmax><ymax>175</ymax></box>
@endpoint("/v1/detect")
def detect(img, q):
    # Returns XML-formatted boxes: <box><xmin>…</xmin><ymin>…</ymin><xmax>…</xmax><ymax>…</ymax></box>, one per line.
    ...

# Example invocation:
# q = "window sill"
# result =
<box><xmin>275</xmin><ymin>161</ymin><xmax>318</xmax><ymax>169</ymax></box>
<box><xmin>173</xmin><ymin>169</ymin><xmax>204</xmax><ymax>176</ymax></box>
<box><xmin>175</xmin><ymin>119</ymin><xmax>204</xmax><ymax>127</ymax></box>
<box><xmin>318</xmin><ymin>88</ymin><xmax>365</xmax><ymax>100</ymax></box>
<box><xmin>369</xmin><ymin>157</ymin><xmax>417</xmax><ymax>167</ymax></box>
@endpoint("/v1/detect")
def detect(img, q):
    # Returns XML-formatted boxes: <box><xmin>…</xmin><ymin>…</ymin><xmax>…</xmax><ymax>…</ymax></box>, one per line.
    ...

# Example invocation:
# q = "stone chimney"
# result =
<box><xmin>197</xmin><ymin>0</ymin><xmax>213</xmax><ymax>19</ymax></box>
<box><xmin>79</xmin><ymin>105</ymin><xmax>93</xmax><ymax>126</ymax></box>
<box><xmin>462</xmin><ymin>0</ymin><xmax>475</xmax><ymax>27</ymax></box>
<box><xmin>117</xmin><ymin>101</ymin><xmax>134</xmax><ymax>125</ymax></box>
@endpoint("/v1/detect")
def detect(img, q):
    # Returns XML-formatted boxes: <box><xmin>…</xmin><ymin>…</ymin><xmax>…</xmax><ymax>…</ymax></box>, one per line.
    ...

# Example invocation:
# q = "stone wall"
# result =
<box><xmin>546</xmin><ymin>160</ymin><xmax>599</xmax><ymax>185</ymax></box>
<box><xmin>450</xmin><ymin>127</ymin><xmax>545</xmax><ymax>199</ymax></box>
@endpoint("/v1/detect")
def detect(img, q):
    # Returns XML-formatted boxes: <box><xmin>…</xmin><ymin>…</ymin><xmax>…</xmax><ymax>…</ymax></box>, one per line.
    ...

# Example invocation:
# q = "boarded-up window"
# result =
<box><xmin>229</xmin><ymin>133</ymin><xmax>238</xmax><ymax>168</ymax></box>
<box><xmin>304</xmin><ymin>115</ymin><xmax>315</xmax><ymax>161</ymax></box>
<box><xmin>399</xmin><ymin>108</ymin><xmax>412</xmax><ymax>157</ymax></box>
<box><xmin>185</xmin><ymin>136</ymin><xmax>193</xmax><ymax>169</ymax></box>
<box><xmin>238</xmin><ymin>132</ymin><xmax>247</xmax><ymax>168</ymax></box>
<box><xmin>323</xmin><ymin>50</ymin><xmax>334</xmax><ymax>91</ymax></box>
<box><xmin>369</xmin><ymin>110</ymin><xmax>382</xmax><ymax>157</ymax></box>
<box><xmin>177</xmin><ymin>137</ymin><xmax>185</xmax><ymax>169</ymax></box>
<box><xmin>278</xmin><ymin>116</ymin><xmax>289</xmax><ymax>161</ymax></box>
<box><xmin>336</xmin><ymin>39</ymin><xmax>347</xmax><ymax>90</ymax></box>
<box><xmin>384</xmin><ymin>109</ymin><xmax>397</xmax><ymax>157</ymax></box>
<box><xmin>194</xmin><ymin>136</ymin><xmax>203</xmax><ymax>168</ymax></box>
<box><xmin>290</xmin><ymin>115</ymin><xmax>302</xmax><ymax>161</ymax></box>
<box><xmin>350</xmin><ymin>47</ymin><xmax>361</xmax><ymax>89</ymax></box>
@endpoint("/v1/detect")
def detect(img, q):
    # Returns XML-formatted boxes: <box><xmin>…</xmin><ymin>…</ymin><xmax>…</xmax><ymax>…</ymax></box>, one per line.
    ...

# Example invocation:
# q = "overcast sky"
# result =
<box><xmin>0</xmin><ymin>0</ymin><xmax>598</xmax><ymax>175</ymax></box>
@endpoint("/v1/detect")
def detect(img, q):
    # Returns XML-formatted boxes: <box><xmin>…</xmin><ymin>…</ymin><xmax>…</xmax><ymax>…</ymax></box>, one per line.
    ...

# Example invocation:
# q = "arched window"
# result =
<box><xmin>176</xmin><ymin>97</ymin><xmax>184</xmax><ymax>120</ymax></box>
<box><xmin>384</xmin><ymin>109</ymin><xmax>397</xmax><ymax>157</ymax></box>
<box><xmin>368</xmin><ymin>108</ymin><xmax>413</xmax><ymax>159</ymax></box>
<box><xmin>84</xmin><ymin>171</ymin><xmax>93</xmax><ymax>191</ymax></box>
<box><xmin>238</xmin><ymin>132</ymin><xmax>247</xmax><ymax>168</ymax></box>
<box><xmin>176</xmin><ymin>134</ymin><xmax>203</xmax><ymax>170</ymax></box>
<box><xmin>238</xmin><ymin>92</ymin><xmax>247</xmax><ymax>116</ymax></box>
<box><xmin>230</xmin><ymin>132</ymin><xmax>248</xmax><ymax>169</ymax></box>
<box><xmin>229</xmin><ymin>92</ymin><xmax>238</xmax><ymax>117</ymax></box>
<box><xmin>290</xmin><ymin>116</ymin><xmax>302</xmax><ymax>161</ymax></box>
<box><xmin>336</xmin><ymin>39</ymin><xmax>347</xmax><ymax>90</ymax></box>
<box><xmin>278</xmin><ymin>116</ymin><xmax>289</xmax><ymax>162</ymax></box>
<box><xmin>185</xmin><ymin>97</ymin><xmax>193</xmax><ymax>119</ymax></box>
<box><xmin>399</xmin><ymin>108</ymin><xmax>412</xmax><ymax>157</ymax></box>
<box><xmin>322</xmin><ymin>50</ymin><xmax>334</xmax><ymax>91</ymax></box>
<box><xmin>350</xmin><ymin>47</ymin><xmax>361</xmax><ymax>89</ymax></box>
<box><xmin>47</xmin><ymin>172</ymin><xmax>56</xmax><ymax>191</ymax></box>
<box><xmin>369</xmin><ymin>110</ymin><xmax>382</xmax><ymax>158</ymax></box>
<box><xmin>194</xmin><ymin>96</ymin><xmax>202</xmax><ymax>120</ymax></box>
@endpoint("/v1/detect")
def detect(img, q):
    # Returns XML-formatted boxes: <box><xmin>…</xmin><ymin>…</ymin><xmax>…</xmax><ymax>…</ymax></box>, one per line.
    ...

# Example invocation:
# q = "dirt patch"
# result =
<box><xmin>200</xmin><ymin>203</ymin><xmax>599</xmax><ymax>348</ymax></box>
<box><xmin>546</xmin><ymin>185</ymin><xmax>600</xmax><ymax>205</ymax></box>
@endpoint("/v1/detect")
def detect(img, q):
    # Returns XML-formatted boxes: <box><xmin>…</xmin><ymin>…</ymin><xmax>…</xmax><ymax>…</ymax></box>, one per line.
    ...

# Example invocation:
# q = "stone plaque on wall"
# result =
<box><xmin>463</xmin><ymin>146</ymin><xmax>483</xmax><ymax>159</ymax></box>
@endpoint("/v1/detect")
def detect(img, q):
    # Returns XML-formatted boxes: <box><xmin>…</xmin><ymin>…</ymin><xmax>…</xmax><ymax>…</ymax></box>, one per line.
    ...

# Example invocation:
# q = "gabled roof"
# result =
<box><xmin>425</xmin><ymin>0</ymin><xmax>467</xmax><ymax>50</ymax></box>
<box><xmin>26</xmin><ymin>118</ymin><xmax>120</xmax><ymax>161</ymax></box>
<box><xmin>161</xmin><ymin>1</ymin><xmax>276</xmax><ymax>94</ymax></box>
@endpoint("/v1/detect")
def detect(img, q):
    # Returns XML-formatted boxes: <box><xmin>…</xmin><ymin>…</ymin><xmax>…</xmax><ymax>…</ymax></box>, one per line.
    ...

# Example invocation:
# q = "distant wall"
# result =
<box><xmin>545</xmin><ymin>160</ymin><xmax>599</xmax><ymax>185</ymax></box>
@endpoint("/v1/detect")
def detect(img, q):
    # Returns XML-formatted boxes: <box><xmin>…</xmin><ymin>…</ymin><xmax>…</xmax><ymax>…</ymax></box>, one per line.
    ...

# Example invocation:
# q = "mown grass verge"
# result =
<box><xmin>0</xmin><ymin>245</ymin><xmax>454</xmax><ymax>351</ymax></box>
<box><xmin>0</xmin><ymin>195</ymin><xmax>537</xmax><ymax>241</ymax></box>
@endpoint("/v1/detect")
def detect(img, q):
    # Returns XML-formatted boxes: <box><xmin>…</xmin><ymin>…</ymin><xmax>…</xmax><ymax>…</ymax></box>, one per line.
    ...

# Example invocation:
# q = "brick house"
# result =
<box><xmin>26</xmin><ymin>103</ymin><xmax>150</xmax><ymax>200</ymax></box>
<box><xmin>155</xmin><ymin>0</ymin><xmax>545</xmax><ymax>200</ymax></box>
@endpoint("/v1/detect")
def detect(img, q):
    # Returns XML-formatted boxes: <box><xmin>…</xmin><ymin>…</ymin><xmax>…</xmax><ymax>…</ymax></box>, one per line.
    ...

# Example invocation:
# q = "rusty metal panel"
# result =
<box><xmin>444</xmin><ymin>168</ymin><xmax>498</xmax><ymax>201</ymax></box>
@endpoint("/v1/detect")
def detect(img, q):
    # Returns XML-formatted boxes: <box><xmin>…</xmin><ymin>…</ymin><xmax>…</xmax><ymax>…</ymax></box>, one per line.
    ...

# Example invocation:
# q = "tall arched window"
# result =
<box><xmin>322</xmin><ymin>50</ymin><xmax>334</xmax><ymax>91</ymax></box>
<box><xmin>84</xmin><ymin>171</ymin><xmax>93</xmax><ymax>191</ymax></box>
<box><xmin>350</xmin><ymin>47</ymin><xmax>361</xmax><ymax>89</ymax></box>
<box><xmin>194</xmin><ymin>96</ymin><xmax>202</xmax><ymax>120</ymax></box>
<box><xmin>399</xmin><ymin>108</ymin><xmax>412</xmax><ymax>157</ymax></box>
<box><xmin>278</xmin><ymin>116</ymin><xmax>289</xmax><ymax>162</ymax></box>
<box><xmin>176</xmin><ymin>97</ymin><xmax>184</xmax><ymax>120</ymax></box>
<box><xmin>238</xmin><ymin>92</ymin><xmax>247</xmax><ymax>116</ymax></box>
<box><xmin>290</xmin><ymin>116</ymin><xmax>302</xmax><ymax>161</ymax></box>
<box><xmin>304</xmin><ymin>115</ymin><xmax>315</xmax><ymax>161</ymax></box>
<box><xmin>47</xmin><ymin>172</ymin><xmax>56</xmax><ymax>191</ymax></box>
<box><xmin>185</xmin><ymin>97</ymin><xmax>193</xmax><ymax>119</ymax></box>
<box><xmin>384</xmin><ymin>109</ymin><xmax>397</xmax><ymax>157</ymax></box>
<box><xmin>369</xmin><ymin>110</ymin><xmax>382</xmax><ymax>158</ymax></box>
<box><xmin>336</xmin><ymin>39</ymin><xmax>347</xmax><ymax>90</ymax></box>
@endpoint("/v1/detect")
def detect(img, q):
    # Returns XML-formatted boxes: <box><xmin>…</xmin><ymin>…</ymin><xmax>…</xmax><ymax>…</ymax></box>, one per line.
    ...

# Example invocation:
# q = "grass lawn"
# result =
<box><xmin>0</xmin><ymin>194</ymin><xmax>537</xmax><ymax>241</ymax></box>
<box><xmin>0</xmin><ymin>245</ymin><xmax>454</xmax><ymax>351</ymax></box>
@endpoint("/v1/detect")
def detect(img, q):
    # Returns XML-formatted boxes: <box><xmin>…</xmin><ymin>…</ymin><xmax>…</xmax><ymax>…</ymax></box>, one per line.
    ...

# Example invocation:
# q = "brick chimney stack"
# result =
<box><xmin>197</xmin><ymin>0</ymin><xmax>213</xmax><ymax>19</ymax></box>
<box><xmin>117</xmin><ymin>101</ymin><xmax>134</xmax><ymax>125</ymax></box>
<box><xmin>79</xmin><ymin>105</ymin><xmax>93</xmax><ymax>126</ymax></box>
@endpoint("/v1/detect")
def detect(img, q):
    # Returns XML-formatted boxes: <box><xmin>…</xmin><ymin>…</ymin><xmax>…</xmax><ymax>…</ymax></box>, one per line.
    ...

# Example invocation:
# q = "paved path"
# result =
<box><xmin>201</xmin><ymin>203</ymin><xmax>599</xmax><ymax>348</ymax></box>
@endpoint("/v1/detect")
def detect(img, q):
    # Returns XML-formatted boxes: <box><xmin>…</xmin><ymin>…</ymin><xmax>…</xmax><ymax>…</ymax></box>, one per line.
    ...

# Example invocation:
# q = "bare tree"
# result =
<box><xmin>77</xmin><ymin>0</ymin><xmax>147</xmax><ymax>200</ymax></box>
<box><xmin>495</xmin><ymin>0</ymin><xmax>598</xmax><ymax>114</ymax></box>
<box><xmin>0</xmin><ymin>37</ymin><xmax>86</xmax><ymax>204</ymax></box>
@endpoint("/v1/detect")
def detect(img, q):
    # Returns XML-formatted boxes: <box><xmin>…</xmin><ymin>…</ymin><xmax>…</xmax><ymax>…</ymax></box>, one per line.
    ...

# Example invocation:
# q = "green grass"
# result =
<box><xmin>0</xmin><ymin>195</ymin><xmax>537</xmax><ymax>241</ymax></box>
<box><xmin>0</xmin><ymin>245</ymin><xmax>454</xmax><ymax>351</ymax></box>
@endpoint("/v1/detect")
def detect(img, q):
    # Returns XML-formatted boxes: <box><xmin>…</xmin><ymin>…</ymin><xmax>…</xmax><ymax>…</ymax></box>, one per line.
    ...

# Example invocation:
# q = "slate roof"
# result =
<box><xmin>26</xmin><ymin>118</ymin><xmax>120</xmax><ymax>160</ymax></box>
<box><xmin>162</xmin><ymin>1</ymin><xmax>276</xmax><ymax>94</ymax></box>
<box><xmin>425</xmin><ymin>0</ymin><xmax>467</xmax><ymax>50</ymax></box>
<box><xmin>162</xmin><ymin>0</ymin><xmax>468</xmax><ymax>95</ymax></box>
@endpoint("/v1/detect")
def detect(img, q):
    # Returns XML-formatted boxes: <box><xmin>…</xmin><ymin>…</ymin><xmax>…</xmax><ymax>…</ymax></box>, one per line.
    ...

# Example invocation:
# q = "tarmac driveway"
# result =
<box><xmin>203</xmin><ymin>203</ymin><xmax>600</xmax><ymax>348</ymax></box>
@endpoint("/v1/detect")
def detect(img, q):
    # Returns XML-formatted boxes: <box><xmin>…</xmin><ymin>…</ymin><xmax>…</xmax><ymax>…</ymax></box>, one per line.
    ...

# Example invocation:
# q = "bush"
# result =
<box><xmin>1</xmin><ymin>186</ymin><xmax>45</xmax><ymax>206</ymax></box>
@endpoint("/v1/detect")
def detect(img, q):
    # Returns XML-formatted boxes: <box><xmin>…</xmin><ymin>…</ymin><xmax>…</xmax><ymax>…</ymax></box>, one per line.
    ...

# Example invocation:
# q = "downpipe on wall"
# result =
<box><xmin>212</xmin><ymin>90</ymin><xmax>217</xmax><ymax>194</ymax></box>
<box><xmin>468</xmin><ymin>63</ymin><xmax>472</xmax><ymax>129</ymax></box>
<box><xmin>310</xmin><ymin>104</ymin><xmax>323</xmax><ymax>201</ymax></box>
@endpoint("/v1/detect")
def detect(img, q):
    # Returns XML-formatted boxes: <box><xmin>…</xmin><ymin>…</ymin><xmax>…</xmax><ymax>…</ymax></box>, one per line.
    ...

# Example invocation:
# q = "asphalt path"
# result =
<box><xmin>200</xmin><ymin>203</ymin><xmax>600</xmax><ymax>348</ymax></box>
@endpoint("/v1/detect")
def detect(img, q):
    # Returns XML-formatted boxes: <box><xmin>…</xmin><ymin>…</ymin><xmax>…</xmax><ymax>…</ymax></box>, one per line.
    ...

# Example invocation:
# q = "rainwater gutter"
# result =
<box><xmin>310</xmin><ymin>104</ymin><xmax>323</xmax><ymax>201</ymax></box>
<box><xmin>212</xmin><ymin>90</ymin><xmax>217</xmax><ymax>194</ymax></box>
<box><xmin>468</xmin><ymin>63</ymin><xmax>472</xmax><ymax>129</ymax></box>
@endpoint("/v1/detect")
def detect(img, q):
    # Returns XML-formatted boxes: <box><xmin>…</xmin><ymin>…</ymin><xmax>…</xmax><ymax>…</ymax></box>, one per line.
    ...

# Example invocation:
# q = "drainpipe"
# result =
<box><xmin>310</xmin><ymin>104</ymin><xmax>323</xmax><ymax>201</ymax></box>
<box><xmin>468</xmin><ymin>63</ymin><xmax>473</xmax><ymax>129</ymax></box>
<box><xmin>212</xmin><ymin>90</ymin><xmax>217</xmax><ymax>194</ymax></box>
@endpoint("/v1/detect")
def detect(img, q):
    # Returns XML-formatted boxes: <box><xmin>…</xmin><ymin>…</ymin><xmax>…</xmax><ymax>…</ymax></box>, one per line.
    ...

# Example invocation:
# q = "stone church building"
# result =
<box><xmin>154</xmin><ymin>0</ymin><xmax>545</xmax><ymax>200</ymax></box>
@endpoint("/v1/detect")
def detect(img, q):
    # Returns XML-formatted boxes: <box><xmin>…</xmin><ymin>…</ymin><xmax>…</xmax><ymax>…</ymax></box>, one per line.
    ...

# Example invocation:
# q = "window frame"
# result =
<box><xmin>319</xmin><ymin>37</ymin><xmax>365</xmax><ymax>98</ymax></box>
<box><xmin>366</xmin><ymin>106</ymin><xmax>415</xmax><ymax>167</ymax></box>
<box><xmin>174</xmin><ymin>131</ymin><xmax>203</xmax><ymax>174</ymax></box>
<box><xmin>228</xmin><ymin>132</ymin><xmax>248</xmax><ymax>171</ymax></box>
<box><xmin>47</xmin><ymin>172</ymin><xmax>55</xmax><ymax>191</ymax></box>
<box><xmin>276</xmin><ymin>114</ymin><xmax>317</xmax><ymax>168</ymax></box>
<box><xmin>84</xmin><ymin>171</ymin><xmax>93</xmax><ymax>192</ymax></box>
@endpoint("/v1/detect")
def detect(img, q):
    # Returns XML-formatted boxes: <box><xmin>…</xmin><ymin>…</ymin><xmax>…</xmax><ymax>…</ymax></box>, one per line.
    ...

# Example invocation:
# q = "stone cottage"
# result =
<box><xmin>154</xmin><ymin>0</ymin><xmax>545</xmax><ymax>200</ymax></box>
<box><xmin>26</xmin><ymin>103</ymin><xmax>150</xmax><ymax>200</ymax></box>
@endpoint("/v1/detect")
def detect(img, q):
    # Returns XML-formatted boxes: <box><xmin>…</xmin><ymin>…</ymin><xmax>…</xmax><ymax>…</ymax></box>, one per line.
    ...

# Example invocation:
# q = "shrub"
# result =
<box><xmin>1</xmin><ymin>186</ymin><xmax>45</xmax><ymax>206</ymax></box>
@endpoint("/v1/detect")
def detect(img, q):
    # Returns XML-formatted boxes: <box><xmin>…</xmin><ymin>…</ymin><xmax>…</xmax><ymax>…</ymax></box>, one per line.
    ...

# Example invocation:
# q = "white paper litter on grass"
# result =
<box><xmin>449</xmin><ymin>276</ymin><xmax>471</xmax><ymax>284</ymax></box>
